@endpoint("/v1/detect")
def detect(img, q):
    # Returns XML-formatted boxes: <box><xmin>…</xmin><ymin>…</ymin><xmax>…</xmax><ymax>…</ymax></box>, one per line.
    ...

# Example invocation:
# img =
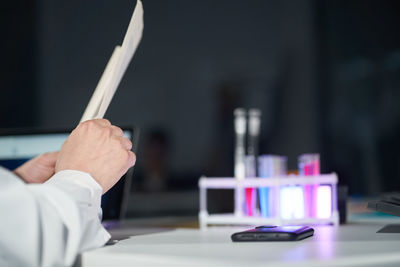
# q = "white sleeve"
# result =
<box><xmin>0</xmin><ymin>167</ymin><xmax>111</xmax><ymax>267</ymax></box>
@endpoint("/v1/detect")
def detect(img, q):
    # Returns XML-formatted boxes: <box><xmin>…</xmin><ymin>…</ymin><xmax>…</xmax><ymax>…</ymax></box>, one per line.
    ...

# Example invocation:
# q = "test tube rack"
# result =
<box><xmin>198</xmin><ymin>173</ymin><xmax>339</xmax><ymax>228</ymax></box>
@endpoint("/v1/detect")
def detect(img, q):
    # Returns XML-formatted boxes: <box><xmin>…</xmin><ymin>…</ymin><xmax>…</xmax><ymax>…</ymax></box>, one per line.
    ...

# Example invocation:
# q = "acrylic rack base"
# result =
<box><xmin>198</xmin><ymin>174</ymin><xmax>339</xmax><ymax>228</ymax></box>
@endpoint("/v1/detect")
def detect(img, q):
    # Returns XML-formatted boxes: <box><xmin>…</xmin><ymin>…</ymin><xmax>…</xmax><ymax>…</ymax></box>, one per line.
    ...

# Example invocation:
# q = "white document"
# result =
<box><xmin>80</xmin><ymin>0</ymin><xmax>144</xmax><ymax>122</ymax></box>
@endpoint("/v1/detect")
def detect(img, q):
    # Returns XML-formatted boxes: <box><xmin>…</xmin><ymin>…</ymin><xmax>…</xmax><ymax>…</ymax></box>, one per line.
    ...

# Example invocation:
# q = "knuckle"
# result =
<box><xmin>83</xmin><ymin>120</ymin><xmax>94</xmax><ymax>127</ymax></box>
<box><xmin>112</xmin><ymin>126</ymin><xmax>123</xmax><ymax>135</ymax></box>
<box><xmin>100</xmin><ymin>126</ymin><xmax>113</xmax><ymax>138</ymax></box>
<box><xmin>110</xmin><ymin>137</ymin><xmax>120</xmax><ymax>147</ymax></box>
<box><xmin>105</xmin><ymin>127</ymin><xmax>113</xmax><ymax>136</ymax></box>
<box><xmin>128</xmin><ymin>151</ymin><xmax>136</xmax><ymax>165</ymax></box>
<box><xmin>101</xmin><ymin>119</ymin><xmax>111</xmax><ymax>126</ymax></box>
<box><xmin>80</xmin><ymin>120</ymin><xmax>95</xmax><ymax>131</ymax></box>
<box><xmin>126</xmin><ymin>139</ymin><xmax>133</xmax><ymax>150</ymax></box>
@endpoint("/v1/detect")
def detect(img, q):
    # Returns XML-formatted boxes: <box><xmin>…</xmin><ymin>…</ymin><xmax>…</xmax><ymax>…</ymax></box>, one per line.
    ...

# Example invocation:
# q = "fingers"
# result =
<box><xmin>111</xmin><ymin>125</ymin><xmax>124</xmax><ymax>137</ymax></box>
<box><xmin>78</xmin><ymin>119</ymin><xmax>128</xmax><ymax>148</ymax></box>
<box><xmin>118</xmin><ymin>151</ymin><xmax>136</xmax><ymax>179</ymax></box>
<box><xmin>115</xmin><ymin>136</ymin><xmax>133</xmax><ymax>151</ymax></box>
<box><xmin>111</xmin><ymin>126</ymin><xmax>134</xmax><ymax>170</ymax></box>
<box><xmin>74</xmin><ymin>119</ymin><xmax>112</xmax><ymax>135</ymax></box>
<box><xmin>126</xmin><ymin>151</ymin><xmax>136</xmax><ymax>169</ymax></box>
<box><xmin>75</xmin><ymin>119</ymin><xmax>134</xmax><ymax>162</ymax></box>
<box><xmin>94</xmin><ymin>119</ymin><xmax>112</xmax><ymax>127</ymax></box>
<box><xmin>83</xmin><ymin>119</ymin><xmax>121</xmax><ymax>136</ymax></box>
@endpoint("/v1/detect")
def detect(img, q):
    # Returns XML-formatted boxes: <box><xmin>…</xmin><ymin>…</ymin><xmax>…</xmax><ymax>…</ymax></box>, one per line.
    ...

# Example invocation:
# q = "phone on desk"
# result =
<box><xmin>231</xmin><ymin>225</ymin><xmax>314</xmax><ymax>242</ymax></box>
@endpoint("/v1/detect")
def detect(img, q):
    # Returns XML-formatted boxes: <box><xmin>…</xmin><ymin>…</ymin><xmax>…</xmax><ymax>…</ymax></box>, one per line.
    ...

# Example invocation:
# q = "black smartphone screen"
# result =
<box><xmin>231</xmin><ymin>225</ymin><xmax>314</xmax><ymax>242</ymax></box>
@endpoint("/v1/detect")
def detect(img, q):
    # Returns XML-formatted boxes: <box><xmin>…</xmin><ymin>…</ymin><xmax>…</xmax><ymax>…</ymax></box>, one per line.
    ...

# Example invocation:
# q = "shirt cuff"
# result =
<box><xmin>45</xmin><ymin>170</ymin><xmax>103</xmax><ymax>214</ymax></box>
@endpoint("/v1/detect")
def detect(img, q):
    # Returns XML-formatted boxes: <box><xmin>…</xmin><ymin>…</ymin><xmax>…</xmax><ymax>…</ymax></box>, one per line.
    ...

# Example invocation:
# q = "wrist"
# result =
<box><xmin>55</xmin><ymin>167</ymin><xmax>103</xmax><ymax>192</ymax></box>
<box><xmin>47</xmin><ymin>170</ymin><xmax>104</xmax><ymax>208</ymax></box>
<box><xmin>13</xmin><ymin>168</ymin><xmax>29</xmax><ymax>183</ymax></box>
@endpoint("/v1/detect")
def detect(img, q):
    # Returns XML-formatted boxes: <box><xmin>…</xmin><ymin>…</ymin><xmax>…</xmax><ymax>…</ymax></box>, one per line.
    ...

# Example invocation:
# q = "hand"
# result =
<box><xmin>14</xmin><ymin>152</ymin><xmax>59</xmax><ymax>183</ymax></box>
<box><xmin>55</xmin><ymin>119</ymin><xmax>136</xmax><ymax>193</ymax></box>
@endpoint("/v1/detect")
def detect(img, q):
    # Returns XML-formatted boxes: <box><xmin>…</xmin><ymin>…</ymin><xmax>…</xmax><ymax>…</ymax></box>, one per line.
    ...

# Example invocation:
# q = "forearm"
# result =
<box><xmin>44</xmin><ymin>170</ymin><xmax>111</xmax><ymax>252</ymax></box>
<box><xmin>0</xmin><ymin>168</ymin><xmax>110</xmax><ymax>267</ymax></box>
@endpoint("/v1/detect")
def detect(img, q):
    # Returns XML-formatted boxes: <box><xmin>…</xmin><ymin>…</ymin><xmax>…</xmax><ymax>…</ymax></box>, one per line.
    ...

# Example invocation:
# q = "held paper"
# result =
<box><xmin>80</xmin><ymin>0</ymin><xmax>144</xmax><ymax>122</ymax></box>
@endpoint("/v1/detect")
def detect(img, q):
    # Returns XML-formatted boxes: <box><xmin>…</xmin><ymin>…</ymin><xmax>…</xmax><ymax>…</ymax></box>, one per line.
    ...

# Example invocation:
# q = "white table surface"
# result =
<box><xmin>81</xmin><ymin>219</ymin><xmax>400</xmax><ymax>267</ymax></box>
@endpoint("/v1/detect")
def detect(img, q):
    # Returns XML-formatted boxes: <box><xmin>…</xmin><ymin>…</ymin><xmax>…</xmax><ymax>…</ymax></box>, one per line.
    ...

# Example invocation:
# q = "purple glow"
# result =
<box><xmin>280</xmin><ymin>186</ymin><xmax>305</xmax><ymax>219</ymax></box>
<box><xmin>316</xmin><ymin>185</ymin><xmax>332</xmax><ymax>219</ymax></box>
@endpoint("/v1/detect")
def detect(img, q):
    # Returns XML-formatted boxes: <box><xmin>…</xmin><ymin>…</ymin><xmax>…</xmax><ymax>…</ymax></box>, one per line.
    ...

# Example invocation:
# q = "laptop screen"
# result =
<box><xmin>0</xmin><ymin>128</ymin><xmax>135</xmax><ymax>221</ymax></box>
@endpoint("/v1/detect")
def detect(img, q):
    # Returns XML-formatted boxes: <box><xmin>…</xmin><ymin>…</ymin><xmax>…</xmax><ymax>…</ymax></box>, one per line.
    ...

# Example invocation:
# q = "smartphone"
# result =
<box><xmin>231</xmin><ymin>225</ymin><xmax>314</xmax><ymax>242</ymax></box>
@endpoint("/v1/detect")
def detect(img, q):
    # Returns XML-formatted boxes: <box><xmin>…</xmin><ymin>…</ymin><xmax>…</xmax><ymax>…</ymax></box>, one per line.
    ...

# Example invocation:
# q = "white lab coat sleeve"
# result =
<box><xmin>0</xmin><ymin>167</ymin><xmax>111</xmax><ymax>267</ymax></box>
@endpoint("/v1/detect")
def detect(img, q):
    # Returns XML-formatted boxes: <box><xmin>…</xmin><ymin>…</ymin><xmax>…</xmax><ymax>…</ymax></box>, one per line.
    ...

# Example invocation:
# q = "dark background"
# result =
<box><xmin>1</xmin><ymin>0</ymin><xmax>399</xmax><ymax>216</ymax></box>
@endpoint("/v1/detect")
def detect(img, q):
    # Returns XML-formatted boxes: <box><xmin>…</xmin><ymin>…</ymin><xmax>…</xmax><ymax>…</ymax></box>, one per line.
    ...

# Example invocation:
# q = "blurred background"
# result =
<box><xmin>1</xmin><ymin>0</ymin><xmax>399</xmax><ymax>217</ymax></box>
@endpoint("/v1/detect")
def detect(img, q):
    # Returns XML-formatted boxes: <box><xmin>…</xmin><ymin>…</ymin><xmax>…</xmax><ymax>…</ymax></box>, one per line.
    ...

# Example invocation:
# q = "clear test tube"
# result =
<box><xmin>234</xmin><ymin>108</ymin><xmax>246</xmax><ymax>216</ymax></box>
<box><xmin>234</xmin><ymin>108</ymin><xmax>246</xmax><ymax>180</ymax></box>
<box><xmin>280</xmin><ymin>157</ymin><xmax>304</xmax><ymax>219</ymax></box>
<box><xmin>245</xmin><ymin>109</ymin><xmax>261</xmax><ymax>217</ymax></box>
<box><xmin>299</xmin><ymin>154</ymin><xmax>320</xmax><ymax>175</ymax></box>
<box><xmin>247</xmin><ymin>109</ymin><xmax>261</xmax><ymax>168</ymax></box>
<box><xmin>258</xmin><ymin>155</ymin><xmax>287</xmax><ymax>218</ymax></box>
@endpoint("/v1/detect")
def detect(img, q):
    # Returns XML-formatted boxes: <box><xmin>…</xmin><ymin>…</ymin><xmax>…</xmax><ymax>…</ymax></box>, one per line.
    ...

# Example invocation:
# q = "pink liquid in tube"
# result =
<box><xmin>245</xmin><ymin>188</ymin><xmax>256</xmax><ymax>216</ymax></box>
<box><xmin>244</xmin><ymin>156</ymin><xmax>257</xmax><ymax>216</ymax></box>
<box><xmin>299</xmin><ymin>154</ymin><xmax>320</xmax><ymax>218</ymax></box>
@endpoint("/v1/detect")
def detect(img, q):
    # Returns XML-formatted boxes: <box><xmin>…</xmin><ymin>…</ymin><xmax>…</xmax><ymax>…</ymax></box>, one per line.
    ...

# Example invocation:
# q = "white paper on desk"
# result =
<box><xmin>80</xmin><ymin>0</ymin><xmax>144</xmax><ymax>122</ymax></box>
